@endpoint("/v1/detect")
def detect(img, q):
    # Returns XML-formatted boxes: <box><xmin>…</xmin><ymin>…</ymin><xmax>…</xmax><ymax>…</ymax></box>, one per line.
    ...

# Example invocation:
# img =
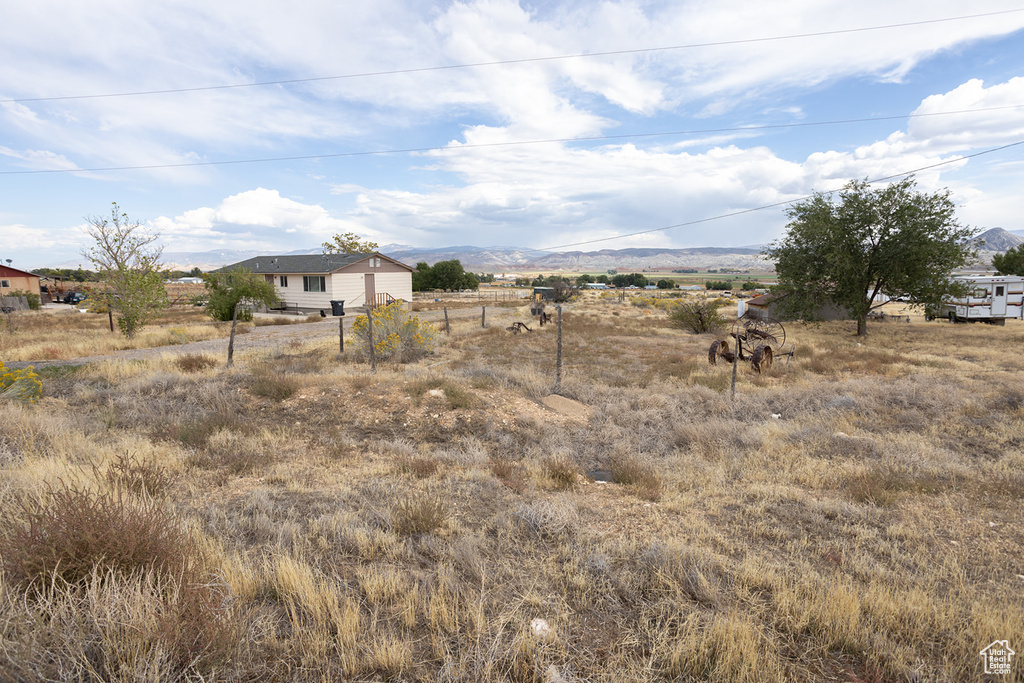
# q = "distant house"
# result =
<box><xmin>218</xmin><ymin>252</ymin><xmax>413</xmax><ymax>313</ymax></box>
<box><xmin>0</xmin><ymin>265</ymin><xmax>41</xmax><ymax>298</ymax></box>
<box><xmin>583</xmin><ymin>282</ymin><xmax>607</xmax><ymax>290</ymax></box>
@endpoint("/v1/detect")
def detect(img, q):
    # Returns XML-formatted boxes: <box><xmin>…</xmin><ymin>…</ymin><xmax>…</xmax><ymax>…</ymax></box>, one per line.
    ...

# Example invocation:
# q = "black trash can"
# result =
<box><xmin>330</xmin><ymin>300</ymin><xmax>345</xmax><ymax>316</ymax></box>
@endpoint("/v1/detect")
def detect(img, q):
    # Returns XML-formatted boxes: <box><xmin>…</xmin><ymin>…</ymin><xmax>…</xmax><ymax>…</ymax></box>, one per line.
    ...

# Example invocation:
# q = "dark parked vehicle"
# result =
<box><xmin>63</xmin><ymin>292</ymin><xmax>87</xmax><ymax>304</ymax></box>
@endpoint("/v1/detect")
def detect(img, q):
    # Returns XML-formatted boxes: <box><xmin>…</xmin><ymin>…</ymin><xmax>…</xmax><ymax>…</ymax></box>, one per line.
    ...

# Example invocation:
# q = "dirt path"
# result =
<box><xmin>7</xmin><ymin>305</ymin><xmax>524</xmax><ymax>370</ymax></box>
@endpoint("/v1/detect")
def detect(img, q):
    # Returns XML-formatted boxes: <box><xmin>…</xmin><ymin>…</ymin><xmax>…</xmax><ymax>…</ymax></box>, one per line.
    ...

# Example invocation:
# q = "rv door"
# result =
<box><xmin>992</xmin><ymin>285</ymin><xmax>1007</xmax><ymax>316</ymax></box>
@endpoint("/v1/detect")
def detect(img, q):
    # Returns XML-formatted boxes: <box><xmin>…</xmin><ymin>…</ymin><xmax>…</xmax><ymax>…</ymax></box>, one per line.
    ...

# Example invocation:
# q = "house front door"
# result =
<box><xmin>364</xmin><ymin>273</ymin><xmax>375</xmax><ymax>309</ymax></box>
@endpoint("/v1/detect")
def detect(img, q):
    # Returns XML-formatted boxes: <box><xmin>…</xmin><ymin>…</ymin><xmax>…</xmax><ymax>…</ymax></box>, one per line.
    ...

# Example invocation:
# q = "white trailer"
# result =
<box><xmin>942</xmin><ymin>275</ymin><xmax>1024</xmax><ymax>324</ymax></box>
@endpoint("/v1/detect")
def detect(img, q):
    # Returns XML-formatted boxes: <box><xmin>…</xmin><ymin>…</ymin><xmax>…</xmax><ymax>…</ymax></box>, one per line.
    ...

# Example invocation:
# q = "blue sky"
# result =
<box><xmin>2</xmin><ymin>0</ymin><xmax>1024</xmax><ymax>269</ymax></box>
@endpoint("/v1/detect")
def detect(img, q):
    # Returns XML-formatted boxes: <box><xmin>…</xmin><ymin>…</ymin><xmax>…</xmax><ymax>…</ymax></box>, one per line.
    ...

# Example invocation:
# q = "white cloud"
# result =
<box><xmin>151</xmin><ymin>189</ymin><xmax>385</xmax><ymax>252</ymax></box>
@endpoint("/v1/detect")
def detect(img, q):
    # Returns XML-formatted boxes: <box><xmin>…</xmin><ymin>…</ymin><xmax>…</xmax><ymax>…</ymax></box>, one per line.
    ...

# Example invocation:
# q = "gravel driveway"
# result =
<box><xmin>6</xmin><ymin>305</ymin><xmax>522</xmax><ymax>370</ymax></box>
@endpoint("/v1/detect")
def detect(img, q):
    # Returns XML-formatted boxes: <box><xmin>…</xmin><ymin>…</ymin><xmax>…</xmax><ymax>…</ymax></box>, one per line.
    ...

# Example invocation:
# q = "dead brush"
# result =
<box><xmin>490</xmin><ymin>456</ymin><xmax>529</xmax><ymax>493</ymax></box>
<box><xmin>396</xmin><ymin>454</ymin><xmax>439</xmax><ymax>478</ymax></box>
<box><xmin>249</xmin><ymin>366</ymin><xmax>301</xmax><ymax>401</ymax></box>
<box><xmin>152</xmin><ymin>410</ymin><xmax>242</xmax><ymax>450</ymax></box>
<box><xmin>542</xmin><ymin>454</ymin><xmax>580</xmax><ymax>490</ymax></box>
<box><xmin>0</xmin><ymin>481</ymin><xmax>202</xmax><ymax>590</ymax></box>
<box><xmin>407</xmin><ymin>377</ymin><xmax>478</xmax><ymax>409</ymax></box>
<box><xmin>391</xmin><ymin>492</ymin><xmax>448</xmax><ymax>535</ymax></box>
<box><xmin>100</xmin><ymin>450</ymin><xmax>173</xmax><ymax>498</ymax></box>
<box><xmin>609</xmin><ymin>453</ymin><xmax>664</xmax><ymax>501</ymax></box>
<box><xmin>174</xmin><ymin>353</ymin><xmax>218</xmax><ymax>373</ymax></box>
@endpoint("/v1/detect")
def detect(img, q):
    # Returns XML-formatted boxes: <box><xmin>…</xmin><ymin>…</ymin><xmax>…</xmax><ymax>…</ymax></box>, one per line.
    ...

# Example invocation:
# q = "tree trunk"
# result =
<box><xmin>856</xmin><ymin>316</ymin><xmax>868</xmax><ymax>336</ymax></box>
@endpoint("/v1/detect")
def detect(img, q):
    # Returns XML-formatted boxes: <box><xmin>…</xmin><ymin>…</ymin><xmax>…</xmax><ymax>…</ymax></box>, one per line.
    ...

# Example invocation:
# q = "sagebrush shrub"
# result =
<box><xmin>350</xmin><ymin>302</ymin><xmax>437</xmax><ymax>363</ymax></box>
<box><xmin>0</xmin><ymin>482</ymin><xmax>200</xmax><ymax>589</ymax></box>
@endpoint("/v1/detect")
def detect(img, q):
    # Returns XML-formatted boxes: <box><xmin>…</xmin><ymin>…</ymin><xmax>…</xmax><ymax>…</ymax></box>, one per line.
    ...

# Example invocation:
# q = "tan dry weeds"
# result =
<box><xmin>0</xmin><ymin>302</ymin><xmax>1022</xmax><ymax>680</ymax></box>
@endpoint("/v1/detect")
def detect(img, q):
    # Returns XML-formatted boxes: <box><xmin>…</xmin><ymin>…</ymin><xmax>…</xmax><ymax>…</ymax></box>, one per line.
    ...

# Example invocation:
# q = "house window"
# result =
<box><xmin>303</xmin><ymin>276</ymin><xmax>326</xmax><ymax>292</ymax></box>
<box><xmin>279</xmin><ymin>275</ymin><xmax>288</xmax><ymax>287</ymax></box>
<box><xmin>264</xmin><ymin>274</ymin><xmax>273</xmax><ymax>283</ymax></box>
<box><xmin>973</xmin><ymin>289</ymin><xmax>987</xmax><ymax>298</ymax></box>
<box><xmin>375</xmin><ymin>257</ymin><xmax>381</xmax><ymax>267</ymax></box>
<box><xmin>0</xmin><ymin>280</ymin><xmax>9</xmax><ymax>288</ymax></box>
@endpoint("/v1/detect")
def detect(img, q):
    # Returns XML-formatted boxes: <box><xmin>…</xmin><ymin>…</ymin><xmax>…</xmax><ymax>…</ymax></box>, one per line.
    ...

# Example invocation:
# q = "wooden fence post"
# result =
<box><xmin>444</xmin><ymin>306</ymin><xmax>450</xmax><ymax>335</ymax></box>
<box><xmin>481</xmin><ymin>305</ymin><xmax>486</xmax><ymax>328</ymax></box>
<box><xmin>554</xmin><ymin>305</ymin><xmax>563</xmax><ymax>393</ymax></box>
<box><xmin>227</xmin><ymin>301</ymin><xmax>240</xmax><ymax>367</ymax></box>
<box><xmin>367</xmin><ymin>307</ymin><xmax>376</xmax><ymax>372</ymax></box>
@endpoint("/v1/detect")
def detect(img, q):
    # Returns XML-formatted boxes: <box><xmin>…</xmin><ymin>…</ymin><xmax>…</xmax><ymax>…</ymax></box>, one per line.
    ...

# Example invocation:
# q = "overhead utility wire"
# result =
<box><xmin>2</xmin><ymin>104</ymin><xmax>1021</xmax><ymax>176</ymax></box>
<box><xmin>4</xmin><ymin>8</ymin><xmax>1022</xmax><ymax>104</ymax></box>
<box><xmin>537</xmin><ymin>139</ymin><xmax>1024</xmax><ymax>251</ymax></box>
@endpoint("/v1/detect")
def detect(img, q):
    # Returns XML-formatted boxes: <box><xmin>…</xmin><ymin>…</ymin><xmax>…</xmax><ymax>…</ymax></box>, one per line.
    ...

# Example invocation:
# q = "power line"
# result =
<box><xmin>2</xmin><ymin>104</ymin><xmax>1022</xmax><ymax>176</ymax></box>
<box><xmin>536</xmin><ymin>140</ymin><xmax>1024</xmax><ymax>251</ymax></box>
<box><xmin>4</xmin><ymin>9</ymin><xmax>1023</xmax><ymax>104</ymax></box>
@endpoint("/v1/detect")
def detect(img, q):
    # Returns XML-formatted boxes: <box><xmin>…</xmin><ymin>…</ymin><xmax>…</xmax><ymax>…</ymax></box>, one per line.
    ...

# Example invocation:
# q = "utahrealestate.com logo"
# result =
<box><xmin>980</xmin><ymin>640</ymin><xmax>1015</xmax><ymax>676</ymax></box>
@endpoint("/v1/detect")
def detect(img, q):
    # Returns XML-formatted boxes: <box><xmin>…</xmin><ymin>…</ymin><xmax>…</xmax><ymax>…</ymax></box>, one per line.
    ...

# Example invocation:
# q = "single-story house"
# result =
<box><xmin>0</xmin><ymin>265</ymin><xmax>41</xmax><ymax>298</ymax></box>
<box><xmin>218</xmin><ymin>252</ymin><xmax>413</xmax><ymax>313</ymax></box>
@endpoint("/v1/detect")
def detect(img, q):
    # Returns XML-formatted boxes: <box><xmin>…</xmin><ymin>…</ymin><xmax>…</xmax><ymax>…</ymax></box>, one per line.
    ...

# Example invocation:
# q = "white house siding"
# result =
<box><xmin>276</xmin><ymin>274</ymin><xmax>336</xmax><ymax>310</ymax></box>
<box><xmin>328</xmin><ymin>273</ymin><xmax>369</xmax><ymax>309</ymax></box>
<box><xmin>373</xmin><ymin>271</ymin><xmax>413</xmax><ymax>302</ymax></box>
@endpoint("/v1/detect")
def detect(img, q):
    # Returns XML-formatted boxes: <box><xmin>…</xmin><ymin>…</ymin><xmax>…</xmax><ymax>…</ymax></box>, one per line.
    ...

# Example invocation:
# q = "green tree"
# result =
<box><xmin>764</xmin><ymin>177</ymin><xmax>977</xmax><ymax>336</ymax></box>
<box><xmin>82</xmin><ymin>203</ymin><xmax>167</xmax><ymax>338</ymax></box>
<box><xmin>576</xmin><ymin>273</ymin><xmax>594</xmax><ymax>285</ymax></box>
<box><xmin>992</xmin><ymin>244</ymin><xmax>1024</xmax><ymax>276</ymax></box>
<box><xmin>670</xmin><ymin>300</ymin><xmax>727</xmax><ymax>334</ymax></box>
<box><xmin>188</xmin><ymin>267</ymin><xmax>203</xmax><ymax>278</ymax></box>
<box><xmin>656</xmin><ymin>279</ymin><xmax>675</xmax><ymax>289</ymax></box>
<box><xmin>414</xmin><ymin>260</ymin><xmax>478</xmax><ymax>291</ymax></box>
<box><xmin>202</xmin><ymin>268</ymin><xmax>280</xmax><ymax>322</ymax></box>
<box><xmin>322</xmin><ymin>232</ymin><xmax>379</xmax><ymax>254</ymax></box>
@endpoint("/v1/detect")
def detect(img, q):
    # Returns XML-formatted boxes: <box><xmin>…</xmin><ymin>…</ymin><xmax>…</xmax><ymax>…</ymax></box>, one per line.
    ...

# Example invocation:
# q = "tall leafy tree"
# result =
<box><xmin>764</xmin><ymin>177</ymin><xmax>977</xmax><ymax>336</ymax></box>
<box><xmin>82</xmin><ymin>203</ymin><xmax>167</xmax><ymax>338</ymax></box>
<box><xmin>413</xmin><ymin>260</ymin><xmax>478</xmax><ymax>291</ymax></box>
<box><xmin>322</xmin><ymin>232</ymin><xmax>379</xmax><ymax>254</ymax></box>
<box><xmin>992</xmin><ymin>244</ymin><xmax>1024</xmax><ymax>276</ymax></box>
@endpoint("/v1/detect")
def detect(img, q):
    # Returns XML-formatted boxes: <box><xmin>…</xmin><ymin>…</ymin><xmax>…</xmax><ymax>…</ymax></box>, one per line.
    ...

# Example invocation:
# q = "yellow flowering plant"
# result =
<box><xmin>0</xmin><ymin>361</ymin><xmax>43</xmax><ymax>404</ymax></box>
<box><xmin>349</xmin><ymin>302</ymin><xmax>437</xmax><ymax>363</ymax></box>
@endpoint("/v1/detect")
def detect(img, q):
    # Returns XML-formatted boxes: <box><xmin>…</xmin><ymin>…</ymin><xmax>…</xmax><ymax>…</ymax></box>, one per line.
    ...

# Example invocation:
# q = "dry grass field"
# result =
<box><xmin>1</xmin><ymin>295</ymin><xmax>1022</xmax><ymax>681</ymax></box>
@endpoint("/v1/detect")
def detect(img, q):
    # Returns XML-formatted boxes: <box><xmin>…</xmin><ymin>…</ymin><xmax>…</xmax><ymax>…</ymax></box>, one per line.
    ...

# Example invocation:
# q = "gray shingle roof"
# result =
<box><xmin>217</xmin><ymin>253</ymin><xmax>390</xmax><ymax>274</ymax></box>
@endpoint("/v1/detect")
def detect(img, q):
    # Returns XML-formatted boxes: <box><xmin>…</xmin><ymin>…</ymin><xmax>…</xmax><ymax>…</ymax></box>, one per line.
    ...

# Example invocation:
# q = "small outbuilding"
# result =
<box><xmin>745</xmin><ymin>292</ymin><xmax>847</xmax><ymax>321</ymax></box>
<box><xmin>218</xmin><ymin>252</ymin><xmax>413</xmax><ymax>313</ymax></box>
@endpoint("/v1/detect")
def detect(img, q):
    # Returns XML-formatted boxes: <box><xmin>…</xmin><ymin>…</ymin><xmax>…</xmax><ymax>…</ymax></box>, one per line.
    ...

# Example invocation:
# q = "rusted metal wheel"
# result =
<box><xmin>739</xmin><ymin>314</ymin><xmax>786</xmax><ymax>352</ymax></box>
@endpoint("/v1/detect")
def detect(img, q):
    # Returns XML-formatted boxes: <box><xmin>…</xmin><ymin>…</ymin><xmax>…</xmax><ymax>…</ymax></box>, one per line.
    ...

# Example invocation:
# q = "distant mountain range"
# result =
<box><xmin>47</xmin><ymin>228</ymin><xmax>1022</xmax><ymax>273</ymax></box>
<box><xmin>148</xmin><ymin>244</ymin><xmax>772</xmax><ymax>272</ymax></box>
